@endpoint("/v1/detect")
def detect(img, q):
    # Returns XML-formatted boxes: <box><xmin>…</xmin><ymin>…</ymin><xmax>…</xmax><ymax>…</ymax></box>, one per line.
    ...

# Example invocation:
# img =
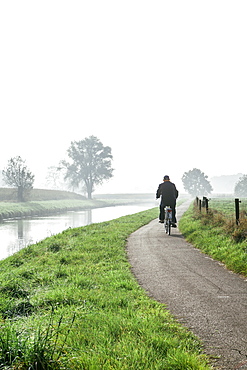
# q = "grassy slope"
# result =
<box><xmin>0</xmin><ymin>188</ymin><xmax>86</xmax><ymax>202</ymax></box>
<box><xmin>0</xmin><ymin>188</ymin><xmax>155</xmax><ymax>220</ymax></box>
<box><xmin>179</xmin><ymin>200</ymin><xmax>247</xmax><ymax>276</ymax></box>
<box><xmin>0</xmin><ymin>199</ymin><xmax>111</xmax><ymax>220</ymax></box>
<box><xmin>0</xmin><ymin>209</ymin><xmax>211</xmax><ymax>370</ymax></box>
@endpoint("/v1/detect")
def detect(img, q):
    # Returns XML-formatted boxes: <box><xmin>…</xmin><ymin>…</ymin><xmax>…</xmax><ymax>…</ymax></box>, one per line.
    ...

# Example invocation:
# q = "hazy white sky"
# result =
<box><xmin>1</xmin><ymin>1</ymin><xmax>246</xmax><ymax>194</ymax></box>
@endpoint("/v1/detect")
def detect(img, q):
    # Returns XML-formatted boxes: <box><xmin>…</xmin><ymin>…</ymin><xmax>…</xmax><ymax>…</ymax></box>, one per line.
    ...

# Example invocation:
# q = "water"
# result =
<box><xmin>0</xmin><ymin>204</ymin><xmax>155</xmax><ymax>260</ymax></box>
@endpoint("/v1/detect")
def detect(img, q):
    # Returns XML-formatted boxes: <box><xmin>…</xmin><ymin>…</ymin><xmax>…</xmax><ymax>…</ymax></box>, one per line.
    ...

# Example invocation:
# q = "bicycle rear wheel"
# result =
<box><xmin>164</xmin><ymin>220</ymin><xmax>171</xmax><ymax>235</ymax></box>
<box><xmin>164</xmin><ymin>221</ymin><xmax>168</xmax><ymax>234</ymax></box>
<box><xmin>167</xmin><ymin>220</ymin><xmax>171</xmax><ymax>235</ymax></box>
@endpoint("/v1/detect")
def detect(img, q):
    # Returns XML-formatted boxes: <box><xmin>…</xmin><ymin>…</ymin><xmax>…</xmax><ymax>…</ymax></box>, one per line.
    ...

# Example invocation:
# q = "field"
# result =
<box><xmin>0</xmin><ymin>209</ymin><xmax>210</xmax><ymax>370</ymax></box>
<box><xmin>209</xmin><ymin>197</ymin><xmax>247</xmax><ymax>216</ymax></box>
<box><xmin>179</xmin><ymin>198</ymin><xmax>247</xmax><ymax>276</ymax></box>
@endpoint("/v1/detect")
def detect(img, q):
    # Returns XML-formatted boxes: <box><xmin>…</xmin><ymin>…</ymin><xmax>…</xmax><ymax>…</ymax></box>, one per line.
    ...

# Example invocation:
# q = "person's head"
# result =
<box><xmin>163</xmin><ymin>175</ymin><xmax>170</xmax><ymax>181</ymax></box>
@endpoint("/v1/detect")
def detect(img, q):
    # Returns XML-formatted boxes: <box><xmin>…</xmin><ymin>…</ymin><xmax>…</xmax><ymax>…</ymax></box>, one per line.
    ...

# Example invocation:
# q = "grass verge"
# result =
<box><xmin>0</xmin><ymin>199</ymin><xmax>111</xmax><ymax>220</ymax></box>
<box><xmin>0</xmin><ymin>189</ymin><xmax>156</xmax><ymax>220</ymax></box>
<box><xmin>0</xmin><ymin>208</ymin><xmax>210</xmax><ymax>369</ymax></box>
<box><xmin>179</xmin><ymin>201</ymin><xmax>247</xmax><ymax>277</ymax></box>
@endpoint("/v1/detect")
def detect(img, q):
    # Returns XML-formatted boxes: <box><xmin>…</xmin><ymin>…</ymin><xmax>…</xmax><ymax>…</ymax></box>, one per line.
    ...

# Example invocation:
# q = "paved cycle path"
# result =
<box><xmin>127</xmin><ymin>201</ymin><xmax>247</xmax><ymax>370</ymax></box>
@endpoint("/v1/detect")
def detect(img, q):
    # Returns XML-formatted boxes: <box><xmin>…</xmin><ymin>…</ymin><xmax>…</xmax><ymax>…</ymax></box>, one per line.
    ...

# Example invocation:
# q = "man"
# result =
<box><xmin>156</xmin><ymin>175</ymin><xmax>179</xmax><ymax>226</ymax></box>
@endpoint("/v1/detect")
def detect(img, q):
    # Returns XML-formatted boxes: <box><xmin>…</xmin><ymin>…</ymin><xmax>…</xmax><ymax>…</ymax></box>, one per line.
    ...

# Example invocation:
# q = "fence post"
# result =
<box><xmin>202</xmin><ymin>196</ymin><xmax>209</xmax><ymax>213</ymax></box>
<box><xmin>235</xmin><ymin>198</ymin><xmax>241</xmax><ymax>225</ymax></box>
<box><xmin>199</xmin><ymin>199</ymin><xmax>201</xmax><ymax>212</ymax></box>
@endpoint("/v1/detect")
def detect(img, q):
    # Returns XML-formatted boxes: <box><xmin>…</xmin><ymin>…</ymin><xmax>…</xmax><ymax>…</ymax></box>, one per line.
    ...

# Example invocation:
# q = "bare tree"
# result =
<box><xmin>2</xmin><ymin>156</ymin><xmax>35</xmax><ymax>202</ymax></box>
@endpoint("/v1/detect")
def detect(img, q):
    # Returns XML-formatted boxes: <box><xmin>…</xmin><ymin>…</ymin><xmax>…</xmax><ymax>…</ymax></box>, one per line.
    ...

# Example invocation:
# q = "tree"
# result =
<box><xmin>62</xmin><ymin>136</ymin><xmax>114</xmax><ymax>199</ymax></box>
<box><xmin>182</xmin><ymin>168</ymin><xmax>213</xmax><ymax>197</ymax></box>
<box><xmin>234</xmin><ymin>174</ymin><xmax>247</xmax><ymax>197</ymax></box>
<box><xmin>2</xmin><ymin>156</ymin><xmax>35</xmax><ymax>202</ymax></box>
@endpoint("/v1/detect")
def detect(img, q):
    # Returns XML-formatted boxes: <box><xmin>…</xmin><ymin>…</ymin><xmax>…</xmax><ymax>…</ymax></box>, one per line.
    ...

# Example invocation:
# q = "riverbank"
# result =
<box><xmin>0</xmin><ymin>208</ymin><xmax>210</xmax><ymax>369</ymax></box>
<box><xmin>0</xmin><ymin>189</ymin><xmax>155</xmax><ymax>221</ymax></box>
<box><xmin>0</xmin><ymin>199</ymin><xmax>111</xmax><ymax>221</ymax></box>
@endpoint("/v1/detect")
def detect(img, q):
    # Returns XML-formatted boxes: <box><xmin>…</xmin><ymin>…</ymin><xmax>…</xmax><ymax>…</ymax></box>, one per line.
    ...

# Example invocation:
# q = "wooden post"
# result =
<box><xmin>235</xmin><ymin>198</ymin><xmax>241</xmax><ymax>225</ymax></box>
<box><xmin>202</xmin><ymin>197</ymin><xmax>209</xmax><ymax>213</ymax></box>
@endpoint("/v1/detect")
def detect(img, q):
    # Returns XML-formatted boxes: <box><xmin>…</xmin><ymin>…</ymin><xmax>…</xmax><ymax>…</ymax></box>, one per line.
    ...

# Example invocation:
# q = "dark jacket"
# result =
<box><xmin>156</xmin><ymin>181</ymin><xmax>179</xmax><ymax>206</ymax></box>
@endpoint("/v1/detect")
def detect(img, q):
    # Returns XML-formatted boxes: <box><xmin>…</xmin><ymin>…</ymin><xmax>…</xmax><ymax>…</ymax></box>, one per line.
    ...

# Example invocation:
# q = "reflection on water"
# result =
<box><xmin>0</xmin><ymin>204</ymin><xmax>155</xmax><ymax>260</ymax></box>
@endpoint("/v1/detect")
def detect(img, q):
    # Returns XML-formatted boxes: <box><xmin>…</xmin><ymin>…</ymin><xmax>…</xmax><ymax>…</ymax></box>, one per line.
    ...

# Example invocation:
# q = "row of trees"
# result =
<box><xmin>1</xmin><ymin>136</ymin><xmax>247</xmax><ymax>202</ymax></box>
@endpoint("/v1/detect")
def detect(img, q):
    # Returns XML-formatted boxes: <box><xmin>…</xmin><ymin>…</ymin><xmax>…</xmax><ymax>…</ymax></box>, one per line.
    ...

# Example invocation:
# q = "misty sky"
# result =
<box><xmin>1</xmin><ymin>1</ymin><xmax>246</xmax><ymax>194</ymax></box>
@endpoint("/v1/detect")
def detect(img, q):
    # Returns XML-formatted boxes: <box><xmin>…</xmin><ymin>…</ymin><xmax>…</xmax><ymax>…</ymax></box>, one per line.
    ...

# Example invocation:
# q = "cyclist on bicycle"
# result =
<box><xmin>156</xmin><ymin>175</ymin><xmax>179</xmax><ymax>227</ymax></box>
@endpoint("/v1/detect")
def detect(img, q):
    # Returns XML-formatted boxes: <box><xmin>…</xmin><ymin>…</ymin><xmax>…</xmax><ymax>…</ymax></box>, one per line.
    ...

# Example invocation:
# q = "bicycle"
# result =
<box><xmin>164</xmin><ymin>206</ymin><xmax>172</xmax><ymax>235</ymax></box>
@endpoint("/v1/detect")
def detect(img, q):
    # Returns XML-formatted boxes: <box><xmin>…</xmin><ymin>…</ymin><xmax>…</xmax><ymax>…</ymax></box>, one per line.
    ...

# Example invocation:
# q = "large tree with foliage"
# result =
<box><xmin>234</xmin><ymin>174</ymin><xmax>247</xmax><ymax>197</ymax></box>
<box><xmin>182</xmin><ymin>168</ymin><xmax>213</xmax><ymax>197</ymax></box>
<box><xmin>62</xmin><ymin>136</ymin><xmax>114</xmax><ymax>199</ymax></box>
<box><xmin>2</xmin><ymin>156</ymin><xmax>35</xmax><ymax>202</ymax></box>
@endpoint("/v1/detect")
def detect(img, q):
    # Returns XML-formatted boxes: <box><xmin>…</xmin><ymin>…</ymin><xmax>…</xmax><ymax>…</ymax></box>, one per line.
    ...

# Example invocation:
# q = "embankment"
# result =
<box><xmin>0</xmin><ymin>188</ymin><xmax>155</xmax><ymax>221</ymax></box>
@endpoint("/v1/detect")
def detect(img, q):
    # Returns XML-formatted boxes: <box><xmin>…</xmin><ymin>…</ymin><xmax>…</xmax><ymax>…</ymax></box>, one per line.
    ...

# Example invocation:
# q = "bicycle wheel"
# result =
<box><xmin>164</xmin><ymin>220</ymin><xmax>168</xmax><ymax>234</ymax></box>
<box><xmin>168</xmin><ymin>220</ymin><xmax>171</xmax><ymax>235</ymax></box>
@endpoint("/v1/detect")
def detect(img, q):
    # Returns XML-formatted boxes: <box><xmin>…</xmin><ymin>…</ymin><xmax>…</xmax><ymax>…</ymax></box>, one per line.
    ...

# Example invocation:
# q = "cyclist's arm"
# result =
<box><xmin>156</xmin><ymin>185</ymin><xmax>161</xmax><ymax>199</ymax></box>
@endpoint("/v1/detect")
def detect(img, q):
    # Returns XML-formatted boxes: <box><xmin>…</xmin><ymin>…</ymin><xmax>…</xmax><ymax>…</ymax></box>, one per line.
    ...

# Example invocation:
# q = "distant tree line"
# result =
<box><xmin>1</xmin><ymin>138</ymin><xmax>246</xmax><ymax>202</ymax></box>
<box><xmin>181</xmin><ymin>168</ymin><xmax>247</xmax><ymax>198</ymax></box>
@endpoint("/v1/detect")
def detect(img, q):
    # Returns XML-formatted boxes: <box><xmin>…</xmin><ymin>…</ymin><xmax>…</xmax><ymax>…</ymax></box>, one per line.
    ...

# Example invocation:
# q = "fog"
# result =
<box><xmin>0</xmin><ymin>1</ymin><xmax>246</xmax><ymax>195</ymax></box>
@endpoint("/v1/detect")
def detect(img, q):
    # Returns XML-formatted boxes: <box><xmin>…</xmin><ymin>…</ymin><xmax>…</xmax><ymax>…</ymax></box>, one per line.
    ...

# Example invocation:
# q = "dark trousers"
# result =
<box><xmin>159</xmin><ymin>202</ymin><xmax>177</xmax><ymax>223</ymax></box>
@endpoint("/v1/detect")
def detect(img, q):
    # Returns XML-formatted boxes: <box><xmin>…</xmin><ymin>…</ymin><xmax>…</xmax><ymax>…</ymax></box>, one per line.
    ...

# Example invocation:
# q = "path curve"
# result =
<box><xmin>127</xmin><ymin>201</ymin><xmax>247</xmax><ymax>370</ymax></box>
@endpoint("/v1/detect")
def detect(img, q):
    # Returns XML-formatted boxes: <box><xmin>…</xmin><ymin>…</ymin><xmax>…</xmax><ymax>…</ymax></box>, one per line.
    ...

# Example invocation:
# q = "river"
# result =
<box><xmin>0</xmin><ymin>203</ymin><xmax>156</xmax><ymax>260</ymax></box>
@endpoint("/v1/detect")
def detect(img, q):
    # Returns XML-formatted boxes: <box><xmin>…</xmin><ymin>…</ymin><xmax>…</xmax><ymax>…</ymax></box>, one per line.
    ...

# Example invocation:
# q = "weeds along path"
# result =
<box><xmin>127</xmin><ymin>200</ymin><xmax>247</xmax><ymax>370</ymax></box>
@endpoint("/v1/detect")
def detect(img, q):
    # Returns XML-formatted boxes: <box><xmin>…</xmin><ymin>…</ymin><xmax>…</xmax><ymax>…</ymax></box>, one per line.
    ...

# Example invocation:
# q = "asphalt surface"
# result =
<box><xmin>127</xmin><ymin>200</ymin><xmax>247</xmax><ymax>370</ymax></box>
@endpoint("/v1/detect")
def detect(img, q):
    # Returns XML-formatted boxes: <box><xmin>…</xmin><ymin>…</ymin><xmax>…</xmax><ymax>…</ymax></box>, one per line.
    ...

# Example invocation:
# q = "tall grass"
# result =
<box><xmin>0</xmin><ymin>310</ymin><xmax>75</xmax><ymax>369</ymax></box>
<box><xmin>179</xmin><ymin>200</ymin><xmax>247</xmax><ymax>276</ymax></box>
<box><xmin>0</xmin><ymin>208</ymin><xmax>211</xmax><ymax>369</ymax></box>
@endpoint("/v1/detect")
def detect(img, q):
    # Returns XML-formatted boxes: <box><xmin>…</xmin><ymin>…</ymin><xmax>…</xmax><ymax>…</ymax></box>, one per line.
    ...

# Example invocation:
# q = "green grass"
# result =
<box><xmin>179</xmin><ymin>200</ymin><xmax>247</xmax><ymax>276</ymax></box>
<box><xmin>0</xmin><ymin>199</ymin><xmax>112</xmax><ymax>220</ymax></box>
<box><xmin>0</xmin><ymin>188</ymin><xmax>87</xmax><ymax>202</ymax></box>
<box><xmin>208</xmin><ymin>198</ymin><xmax>247</xmax><ymax>216</ymax></box>
<box><xmin>0</xmin><ymin>187</ymin><xmax>109</xmax><ymax>220</ymax></box>
<box><xmin>0</xmin><ymin>208</ymin><xmax>211</xmax><ymax>369</ymax></box>
<box><xmin>0</xmin><ymin>188</ymin><xmax>156</xmax><ymax>220</ymax></box>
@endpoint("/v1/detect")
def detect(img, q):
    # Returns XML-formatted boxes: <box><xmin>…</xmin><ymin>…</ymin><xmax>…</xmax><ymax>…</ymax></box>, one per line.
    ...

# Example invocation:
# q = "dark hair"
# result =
<box><xmin>163</xmin><ymin>175</ymin><xmax>170</xmax><ymax>180</ymax></box>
